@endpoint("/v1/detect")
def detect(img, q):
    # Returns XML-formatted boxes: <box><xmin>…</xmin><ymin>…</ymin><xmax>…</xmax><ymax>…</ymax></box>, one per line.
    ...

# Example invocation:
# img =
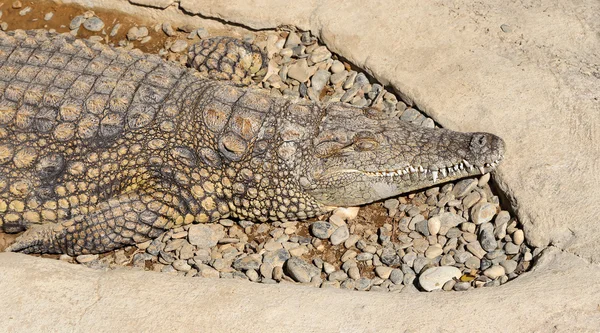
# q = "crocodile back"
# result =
<box><xmin>0</xmin><ymin>30</ymin><xmax>194</xmax><ymax>232</ymax></box>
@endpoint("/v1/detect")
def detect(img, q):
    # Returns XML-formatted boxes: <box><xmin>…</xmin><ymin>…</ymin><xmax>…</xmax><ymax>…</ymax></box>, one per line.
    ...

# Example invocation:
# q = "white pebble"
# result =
<box><xmin>483</xmin><ymin>265</ymin><xmax>506</xmax><ymax>279</ymax></box>
<box><xmin>513</xmin><ymin>229</ymin><xmax>524</xmax><ymax>245</ymax></box>
<box><xmin>419</xmin><ymin>266</ymin><xmax>461</xmax><ymax>292</ymax></box>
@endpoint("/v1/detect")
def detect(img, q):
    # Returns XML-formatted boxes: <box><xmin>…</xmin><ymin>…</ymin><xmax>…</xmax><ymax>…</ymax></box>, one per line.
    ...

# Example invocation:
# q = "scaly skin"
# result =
<box><xmin>0</xmin><ymin>30</ymin><xmax>505</xmax><ymax>255</ymax></box>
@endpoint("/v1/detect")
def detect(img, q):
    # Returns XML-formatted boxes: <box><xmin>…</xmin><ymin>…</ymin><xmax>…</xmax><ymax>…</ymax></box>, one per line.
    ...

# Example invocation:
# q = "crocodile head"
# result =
<box><xmin>300</xmin><ymin>103</ymin><xmax>505</xmax><ymax>207</ymax></box>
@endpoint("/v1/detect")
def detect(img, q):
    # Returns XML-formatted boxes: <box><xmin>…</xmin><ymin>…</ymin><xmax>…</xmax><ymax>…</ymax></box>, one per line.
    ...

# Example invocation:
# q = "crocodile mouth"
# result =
<box><xmin>319</xmin><ymin>157</ymin><xmax>503</xmax><ymax>185</ymax></box>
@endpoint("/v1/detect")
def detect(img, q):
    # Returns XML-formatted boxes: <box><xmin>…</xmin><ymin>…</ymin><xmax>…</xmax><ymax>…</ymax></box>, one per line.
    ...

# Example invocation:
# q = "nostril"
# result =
<box><xmin>471</xmin><ymin>133</ymin><xmax>487</xmax><ymax>149</ymax></box>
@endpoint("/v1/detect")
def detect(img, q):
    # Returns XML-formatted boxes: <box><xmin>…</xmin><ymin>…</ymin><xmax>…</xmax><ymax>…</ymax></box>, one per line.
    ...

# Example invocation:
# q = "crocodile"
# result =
<box><xmin>0</xmin><ymin>30</ymin><xmax>505</xmax><ymax>256</ymax></box>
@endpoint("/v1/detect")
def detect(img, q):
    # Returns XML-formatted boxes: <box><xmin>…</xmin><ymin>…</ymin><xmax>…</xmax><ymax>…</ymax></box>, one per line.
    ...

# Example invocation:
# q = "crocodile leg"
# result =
<box><xmin>6</xmin><ymin>190</ymin><xmax>184</xmax><ymax>256</ymax></box>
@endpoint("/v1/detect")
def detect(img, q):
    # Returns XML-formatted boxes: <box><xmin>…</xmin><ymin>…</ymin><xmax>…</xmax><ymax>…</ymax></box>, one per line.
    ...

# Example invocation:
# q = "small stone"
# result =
<box><xmin>452</xmin><ymin>179</ymin><xmax>478</xmax><ymax>198</ymax></box>
<box><xmin>197</xmin><ymin>264</ymin><xmax>220</xmax><ymax>278</ymax></box>
<box><xmin>156</xmin><ymin>22</ymin><xmax>174</xmax><ymax>36</ymax></box>
<box><xmin>437</xmin><ymin>212</ymin><xmax>466</xmax><ymax>235</ymax></box>
<box><xmin>504</xmin><ymin>242</ymin><xmax>520</xmax><ymax>255</ymax></box>
<box><xmin>333</xmin><ymin>207</ymin><xmax>360</xmax><ymax>221</ymax></box>
<box><xmin>330</xmin><ymin>71</ymin><xmax>348</xmax><ymax>86</ymax></box>
<box><xmin>524</xmin><ymin>251</ymin><xmax>533</xmax><ymax>261</ymax></box>
<box><xmin>233</xmin><ymin>254</ymin><xmax>262</xmax><ymax>271</ymax></box>
<box><xmin>70</xmin><ymin>15</ymin><xmax>87</xmax><ymax>30</ymax></box>
<box><xmin>12</xmin><ymin>1</ymin><xmax>22</xmax><ymax>9</ymax></box>
<box><xmin>329</xmin><ymin>215</ymin><xmax>346</xmax><ymax>227</ymax></box>
<box><xmin>262</xmin><ymin>248</ymin><xmax>290</xmax><ymax>267</ymax></box>
<box><xmin>418</xmin><ymin>266</ymin><xmax>461</xmax><ymax>292</ymax></box>
<box><xmin>380</xmin><ymin>247</ymin><xmax>401</xmax><ymax>266</ymax></box>
<box><xmin>170</xmin><ymin>39</ymin><xmax>188</xmax><ymax>53</ymax></box>
<box><xmin>19</xmin><ymin>6</ymin><xmax>31</xmax><ymax>16</ymax></box>
<box><xmin>196</xmin><ymin>28</ymin><xmax>209</xmax><ymax>39</ymax></box>
<box><xmin>246</xmin><ymin>269</ymin><xmax>259</xmax><ymax>282</ymax></box>
<box><xmin>425</xmin><ymin>244</ymin><xmax>443</xmax><ymax>259</ymax></box>
<box><xmin>484</xmin><ymin>265</ymin><xmax>506</xmax><ymax>279</ymax></box>
<box><xmin>384</xmin><ymin>198</ymin><xmax>399</xmax><ymax>217</ymax></box>
<box><xmin>127</xmin><ymin>27</ymin><xmax>140</xmax><ymax>41</ymax></box>
<box><xmin>478</xmin><ymin>222</ymin><xmax>497</xmax><ymax>252</ymax></box>
<box><xmin>260</xmin><ymin>263</ymin><xmax>274</xmax><ymax>279</ymax></box>
<box><xmin>1</xmin><ymin>22</ymin><xmax>8</xmax><ymax>31</ymax></box>
<box><xmin>500</xmin><ymin>260</ymin><xmax>518</xmax><ymax>274</ymax></box>
<box><xmin>375</xmin><ymin>266</ymin><xmax>394</xmax><ymax>279</ymax></box>
<box><xmin>287</xmin><ymin>59</ymin><xmax>312</xmax><ymax>82</ymax></box>
<box><xmin>76</xmin><ymin>254</ymin><xmax>99</xmax><ymax>264</ymax></box>
<box><xmin>284</xmin><ymin>32</ymin><xmax>302</xmax><ymax>48</ymax></box>
<box><xmin>355</xmin><ymin>73</ymin><xmax>369</xmax><ymax>86</ymax></box>
<box><xmin>467</xmin><ymin>242</ymin><xmax>487</xmax><ymax>259</ymax></box>
<box><xmin>453</xmin><ymin>281</ymin><xmax>471</xmax><ymax>291</ymax></box>
<box><xmin>172</xmin><ymin>259</ymin><xmax>192</xmax><ymax>272</ymax></box>
<box><xmin>500</xmin><ymin>24</ymin><xmax>512</xmax><ymax>33</ymax></box>
<box><xmin>389</xmin><ymin>269</ymin><xmax>404</xmax><ymax>284</ymax></box>
<box><xmin>83</xmin><ymin>17</ymin><xmax>105</xmax><ymax>32</ymax></box>
<box><xmin>330</xmin><ymin>225</ymin><xmax>350</xmax><ymax>245</ymax></box>
<box><xmin>427</xmin><ymin>217</ymin><xmax>441</xmax><ymax>235</ymax></box>
<box><xmin>355</xmin><ymin>277</ymin><xmax>371</xmax><ymax>291</ymax></box>
<box><xmin>465</xmin><ymin>256</ymin><xmax>481</xmax><ymax>269</ymax></box>
<box><xmin>415</xmin><ymin>220</ymin><xmax>430</xmax><ymax>236</ymax></box>
<box><xmin>310</xmin><ymin>221</ymin><xmax>334</xmax><ymax>239</ymax></box>
<box><xmin>513</xmin><ymin>229</ymin><xmax>525</xmax><ymax>245</ymax></box>
<box><xmin>462</xmin><ymin>192</ymin><xmax>481</xmax><ymax>209</ymax></box>
<box><xmin>341</xmin><ymin>249</ymin><xmax>358</xmax><ymax>262</ymax></box>
<box><xmin>328</xmin><ymin>270</ymin><xmax>348</xmax><ymax>281</ymax></box>
<box><xmin>356</xmin><ymin>252</ymin><xmax>373</xmax><ymax>261</ymax></box>
<box><xmin>330</xmin><ymin>60</ymin><xmax>345</xmax><ymax>74</ymax></box>
<box><xmin>311</xmin><ymin>69</ymin><xmax>331</xmax><ymax>93</ymax></box>
<box><xmin>284</xmin><ymin>257</ymin><xmax>319</xmax><ymax>283</ymax></box>
<box><xmin>110</xmin><ymin>23</ymin><xmax>121</xmax><ymax>37</ymax></box>
<box><xmin>471</xmin><ymin>202</ymin><xmax>496</xmax><ymax>224</ymax></box>
<box><xmin>188</xmin><ymin>224</ymin><xmax>225</xmax><ymax>248</ymax></box>
<box><xmin>413</xmin><ymin>257</ymin><xmax>431</xmax><ymax>274</ymax></box>
<box><xmin>348</xmin><ymin>266</ymin><xmax>361</xmax><ymax>280</ymax></box>
<box><xmin>263</xmin><ymin>241</ymin><xmax>282</xmax><ymax>251</ymax></box>
<box><xmin>309</xmin><ymin>46</ymin><xmax>331</xmax><ymax>63</ymax></box>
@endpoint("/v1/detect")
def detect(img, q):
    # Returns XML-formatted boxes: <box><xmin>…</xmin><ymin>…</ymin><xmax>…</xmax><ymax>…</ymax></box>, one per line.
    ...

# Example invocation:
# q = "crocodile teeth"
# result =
<box><xmin>459</xmin><ymin>163</ymin><xmax>464</xmax><ymax>170</ymax></box>
<box><xmin>432</xmin><ymin>171</ymin><xmax>438</xmax><ymax>182</ymax></box>
<box><xmin>440</xmin><ymin>169</ymin><xmax>447</xmax><ymax>177</ymax></box>
<box><xmin>409</xmin><ymin>166</ymin><xmax>416</xmax><ymax>173</ymax></box>
<box><xmin>418</xmin><ymin>165</ymin><xmax>424</xmax><ymax>172</ymax></box>
<box><xmin>453</xmin><ymin>164</ymin><xmax>459</xmax><ymax>171</ymax></box>
<box><xmin>478</xmin><ymin>166</ymin><xmax>485</xmax><ymax>174</ymax></box>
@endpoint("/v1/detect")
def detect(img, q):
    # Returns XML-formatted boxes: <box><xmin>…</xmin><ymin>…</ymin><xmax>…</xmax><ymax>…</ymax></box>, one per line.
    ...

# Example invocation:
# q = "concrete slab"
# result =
<box><xmin>1</xmin><ymin>251</ymin><xmax>599</xmax><ymax>332</ymax></box>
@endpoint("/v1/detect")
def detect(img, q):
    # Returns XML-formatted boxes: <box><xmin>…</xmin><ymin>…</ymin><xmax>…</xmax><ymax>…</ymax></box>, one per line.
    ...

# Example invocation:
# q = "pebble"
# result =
<box><xmin>375</xmin><ymin>266</ymin><xmax>394</xmax><ymax>279</ymax></box>
<box><xmin>427</xmin><ymin>217</ymin><xmax>441</xmax><ymax>235</ymax></box>
<box><xmin>246</xmin><ymin>269</ymin><xmax>259</xmax><ymax>282</ymax></box>
<box><xmin>284</xmin><ymin>257</ymin><xmax>319</xmax><ymax>283</ymax></box>
<box><xmin>478</xmin><ymin>222</ymin><xmax>497</xmax><ymax>252</ymax></box>
<box><xmin>483</xmin><ymin>265</ymin><xmax>505</xmax><ymax>279</ymax></box>
<box><xmin>332</xmin><ymin>207</ymin><xmax>359</xmax><ymax>220</ymax></box>
<box><xmin>83</xmin><ymin>17</ymin><xmax>105</xmax><ymax>32</ymax></box>
<box><xmin>310</xmin><ymin>221</ymin><xmax>334</xmax><ymax>239</ymax></box>
<box><xmin>76</xmin><ymin>254</ymin><xmax>99</xmax><ymax>264</ymax></box>
<box><xmin>70</xmin><ymin>16</ymin><xmax>87</xmax><ymax>30</ymax></box>
<box><xmin>471</xmin><ymin>202</ymin><xmax>497</xmax><ymax>224</ymax></box>
<box><xmin>452</xmin><ymin>179</ymin><xmax>478</xmax><ymax>198</ymax></box>
<box><xmin>453</xmin><ymin>281</ymin><xmax>471</xmax><ymax>291</ymax></box>
<box><xmin>309</xmin><ymin>46</ymin><xmax>331</xmax><ymax>63</ymax></box>
<box><xmin>262</xmin><ymin>248</ymin><xmax>290</xmax><ymax>267</ymax></box>
<box><xmin>505</xmin><ymin>242</ymin><xmax>520</xmax><ymax>255</ymax></box>
<box><xmin>330</xmin><ymin>60</ymin><xmax>345</xmax><ymax>73</ymax></box>
<box><xmin>467</xmin><ymin>242</ymin><xmax>487</xmax><ymax>259</ymax></box>
<box><xmin>170</xmin><ymin>39</ymin><xmax>188</xmax><ymax>53</ymax></box>
<box><xmin>19</xmin><ymin>6</ymin><xmax>31</xmax><ymax>16</ymax></box>
<box><xmin>287</xmin><ymin>59</ymin><xmax>312</xmax><ymax>82</ymax></box>
<box><xmin>330</xmin><ymin>225</ymin><xmax>350</xmax><ymax>245</ymax></box>
<box><xmin>355</xmin><ymin>278</ymin><xmax>371</xmax><ymax>291</ymax></box>
<box><xmin>188</xmin><ymin>224</ymin><xmax>224</xmax><ymax>248</ymax></box>
<box><xmin>12</xmin><ymin>1</ymin><xmax>22</xmax><ymax>9</ymax></box>
<box><xmin>513</xmin><ymin>229</ymin><xmax>525</xmax><ymax>245</ymax></box>
<box><xmin>285</xmin><ymin>32</ymin><xmax>302</xmax><ymax>48</ymax></box>
<box><xmin>500</xmin><ymin>260</ymin><xmax>518</xmax><ymax>274</ymax></box>
<box><xmin>311</xmin><ymin>69</ymin><xmax>331</xmax><ymax>93</ymax></box>
<box><xmin>425</xmin><ymin>244</ymin><xmax>443</xmax><ymax>259</ymax></box>
<box><xmin>0</xmin><ymin>22</ymin><xmax>7</xmax><ymax>31</ymax></box>
<box><xmin>418</xmin><ymin>266</ymin><xmax>461</xmax><ymax>292</ymax></box>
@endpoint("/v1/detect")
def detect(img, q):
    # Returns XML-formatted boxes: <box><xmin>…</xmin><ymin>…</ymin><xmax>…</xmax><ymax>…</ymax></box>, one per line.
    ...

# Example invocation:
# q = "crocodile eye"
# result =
<box><xmin>353</xmin><ymin>138</ymin><xmax>378</xmax><ymax>151</ymax></box>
